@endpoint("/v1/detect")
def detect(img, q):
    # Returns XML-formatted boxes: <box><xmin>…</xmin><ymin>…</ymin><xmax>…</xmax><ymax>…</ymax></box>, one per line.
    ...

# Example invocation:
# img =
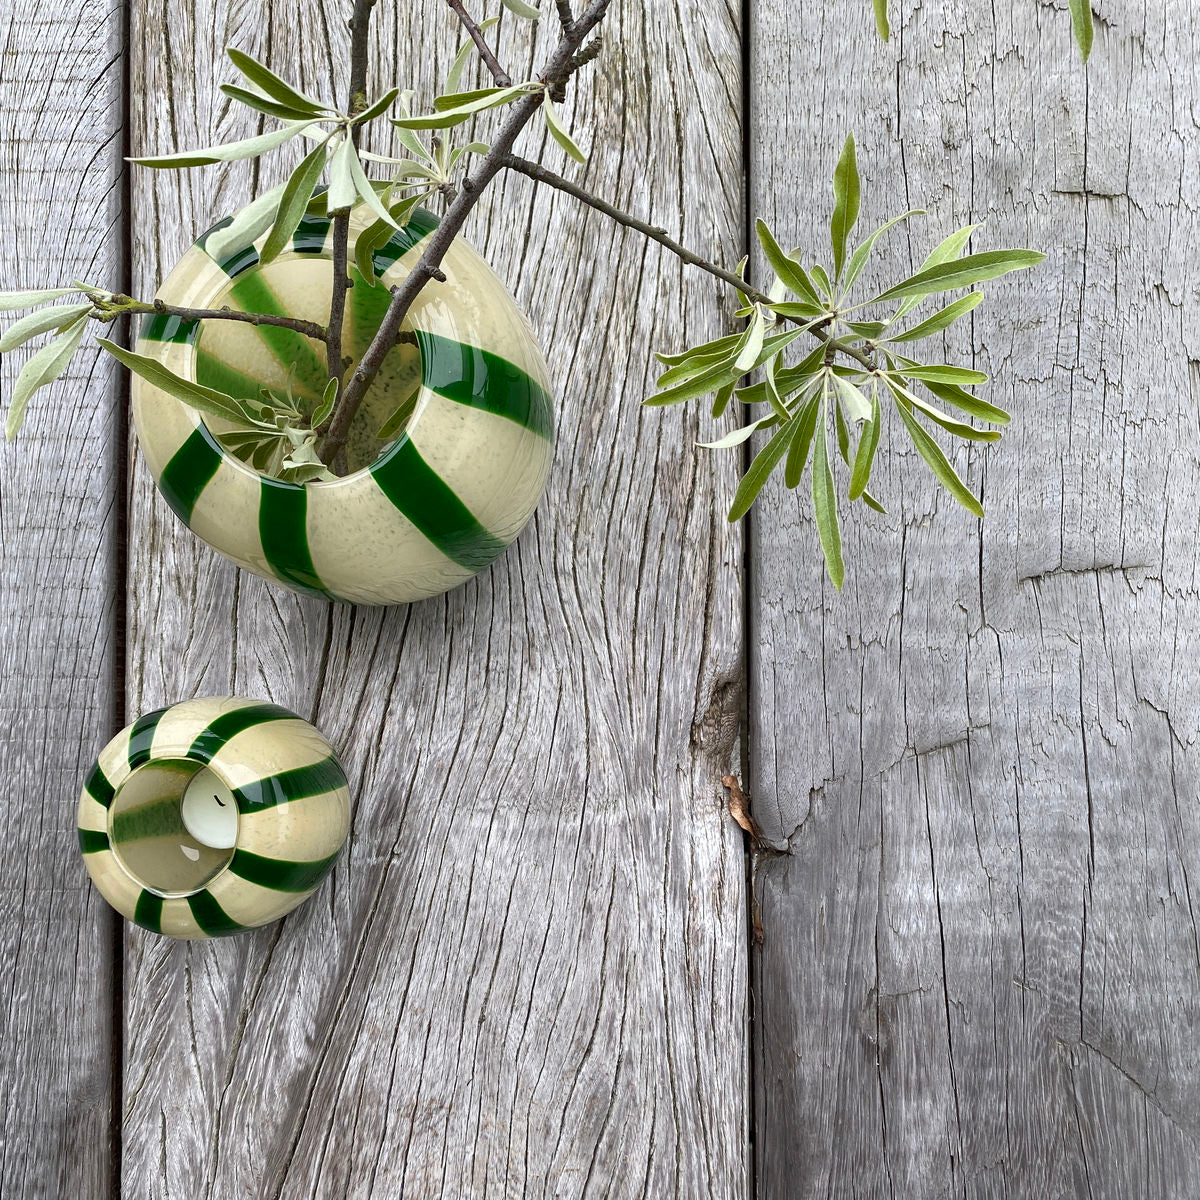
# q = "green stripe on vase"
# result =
<box><xmin>415</xmin><ymin>330</ymin><xmax>553</xmax><ymax>440</ymax></box>
<box><xmin>293</xmin><ymin>215</ymin><xmax>332</xmax><ymax>255</ymax></box>
<box><xmin>232</xmin><ymin>754</ymin><xmax>347</xmax><ymax>811</ymax></box>
<box><xmin>133</xmin><ymin>889</ymin><xmax>164</xmax><ymax>935</ymax></box>
<box><xmin>225</xmin><ymin>271</ymin><xmax>329</xmax><ymax>395</ymax></box>
<box><xmin>371</xmin><ymin>206</ymin><xmax>439</xmax><ymax>275</ymax></box>
<box><xmin>188</xmin><ymin>703</ymin><xmax>301</xmax><ymax>763</ymax></box>
<box><xmin>140</xmin><ymin>313</ymin><xmax>199</xmax><ymax>344</ymax></box>
<box><xmin>194</xmin><ymin>350</ymin><xmax>279</xmax><ymax>404</ymax></box>
<box><xmin>228</xmin><ymin>847</ymin><xmax>341</xmax><ymax>892</ymax></box>
<box><xmin>127</xmin><ymin>707</ymin><xmax>169</xmax><ymax>769</ymax></box>
<box><xmin>259</xmin><ymin>479</ymin><xmax>330</xmax><ymax>597</ymax></box>
<box><xmin>85</xmin><ymin>762</ymin><xmax>116</xmax><ymax>809</ymax></box>
<box><xmin>77</xmin><ymin>828</ymin><xmax>109</xmax><ymax>854</ymax></box>
<box><xmin>347</xmin><ymin>271</ymin><xmax>549</xmax><ymax>439</ymax></box>
<box><xmin>370</xmin><ymin>437</ymin><xmax>506</xmax><ymax>571</ymax></box>
<box><xmin>187</xmin><ymin>890</ymin><xmax>246</xmax><ymax>936</ymax></box>
<box><xmin>158</xmin><ymin>424</ymin><xmax>224</xmax><ymax>525</ymax></box>
<box><xmin>215</xmin><ymin>245</ymin><xmax>259</xmax><ymax>279</ymax></box>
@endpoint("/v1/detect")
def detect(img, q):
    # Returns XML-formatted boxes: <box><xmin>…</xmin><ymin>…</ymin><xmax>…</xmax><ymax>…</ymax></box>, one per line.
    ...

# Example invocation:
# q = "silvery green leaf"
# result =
<box><xmin>842</xmin><ymin>209</ymin><xmax>923</xmax><ymax>292</ymax></box>
<box><xmin>829</xmin><ymin>133</ymin><xmax>860</xmax><ymax>282</ymax></box>
<box><xmin>920</xmin><ymin>377</ymin><xmax>1009</xmax><ymax>425</ymax></box>
<box><xmin>501</xmin><ymin>0</ymin><xmax>540</xmax><ymax>17</ymax></box>
<box><xmin>768</xmin><ymin>301</ymin><xmax>824</xmax><ymax>321</ymax></box>
<box><xmin>711</xmin><ymin>380</ymin><xmax>736</xmax><ymax>419</ymax></box>
<box><xmin>0</xmin><ymin>288</ymin><xmax>78</xmax><ymax>311</ymax></box>
<box><xmin>226</xmin><ymin>47</ymin><xmax>327</xmax><ymax>115</ymax></box>
<box><xmin>873</xmin><ymin>0</ymin><xmax>889</xmax><ymax>39</ymax></box>
<box><xmin>5</xmin><ymin>313</ymin><xmax>89</xmax><ymax>440</ymax></box>
<box><xmin>346</xmin><ymin>138</ymin><xmax>402</xmax><ymax>228</ymax></box>
<box><xmin>0</xmin><ymin>303</ymin><xmax>92</xmax><ymax>353</ymax></box>
<box><xmin>97</xmin><ymin>338</ymin><xmax>261</xmax><ymax>427</ymax></box>
<box><xmin>312</xmin><ymin>377</ymin><xmax>339</xmax><ymax>429</ymax></box>
<box><xmin>434</xmin><ymin>84</ymin><xmax>532</xmax><ymax>113</ymax></box>
<box><xmin>886</xmin><ymin>378</ymin><xmax>1001</xmax><ymax>443</ymax></box>
<box><xmin>784</xmin><ymin>393</ymin><xmax>821</xmax><ymax>489</ymax></box>
<box><xmin>354</xmin><ymin>87</ymin><xmax>401</xmax><ymax>126</ymax></box>
<box><xmin>391</xmin><ymin>126</ymin><xmax>437</xmax><ymax>164</ymax></box>
<box><xmin>849</xmin><ymin>388</ymin><xmax>881</xmax><ymax>499</ymax></box>
<box><xmin>728</xmin><ymin>408</ymin><xmax>806</xmax><ymax>521</ymax></box>
<box><xmin>203</xmin><ymin>181</ymin><xmax>287</xmax><ymax>261</ymax></box>
<box><xmin>811</xmin><ymin>390</ymin><xmax>844</xmax><ymax>587</ymax></box>
<box><xmin>843</xmin><ymin>319</ymin><xmax>888</xmax><ymax>338</ymax></box>
<box><xmin>756</xmin><ymin>219</ymin><xmax>823</xmax><ymax>308</ymax></box>
<box><xmin>130</xmin><ymin>120</ymin><xmax>312</xmax><ymax>168</ymax></box>
<box><xmin>871</xmin><ymin>249</ymin><xmax>1045</xmax><ymax>305</ymax></box>
<box><xmin>1068</xmin><ymin>0</ymin><xmax>1094</xmax><ymax>61</ymax></box>
<box><xmin>697</xmin><ymin>413</ymin><xmax>779</xmax><ymax>450</ymax></box>
<box><xmin>894</xmin><ymin>224</ymin><xmax>980</xmax><ymax>318</ymax></box>
<box><xmin>885</xmin><ymin>377</ymin><xmax>984</xmax><ymax>515</ymax></box>
<box><xmin>378</xmin><ymin>391</ymin><xmax>419</xmax><ymax>441</ymax></box>
<box><xmin>735</xmin><ymin>307</ymin><xmax>767</xmax><ymax>371</ymax></box>
<box><xmin>886</xmin><ymin>292</ymin><xmax>983</xmax><ymax>342</ymax></box>
<box><xmin>834</xmin><ymin>390</ymin><xmax>851</xmax><ymax>462</ymax></box>
<box><xmin>448</xmin><ymin>141</ymin><xmax>490</xmax><ymax>170</ymax></box>
<box><xmin>810</xmin><ymin>263</ymin><xmax>833</xmax><ymax>299</ymax></box>
<box><xmin>446</xmin><ymin>17</ymin><xmax>502</xmax><ymax>92</ymax></box>
<box><xmin>261</xmin><ymin>138</ymin><xmax>329</xmax><ymax>263</ymax></box>
<box><xmin>327</xmin><ymin>138</ymin><xmax>358</xmax><ymax>212</ymax></box>
<box><xmin>898</xmin><ymin>363</ymin><xmax>988</xmax><ymax>385</ymax></box>
<box><xmin>543</xmin><ymin>96</ymin><xmax>587</xmax><ymax>163</ymax></box>
<box><xmin>832</xmin><ymin>373</ymin><xmax>872</xmax><ymax>422</ymax></box>
<box><xmin>644</xmin><ymin>327</ymin><xmax>812</xmax><ymax>406</ymax></box>
<box><xmin>656</xmin><ymin>345</ymin><xmax>737</xmax><ymax>388</ymax></box>
<box><xmin>220</xmin><ymin>84</ymin><xmax>319</xmax><ymax>122</ymax></box>
<box><xmin>920</xmin><ymin>224</ymin><xmax>980</xmax><ymax>272</ymax></box>
<box><xmin>655</xmin><ymin>332</ymin><xmax>741</xmax><ymax>367</ymax></box>
<box><xmin>419</xmin><ymin>84</ymin><xmax>531</xmax><ymax>123</ymax></box>
<box><xmin>763</xmin><ymin>347</ymin><xmax>791</xmax><ymax>422</ymax></box>
<box><xmin>281</xmin><ymin>434</ymin><xmax>337</xmax><ymax>482</ymax></box>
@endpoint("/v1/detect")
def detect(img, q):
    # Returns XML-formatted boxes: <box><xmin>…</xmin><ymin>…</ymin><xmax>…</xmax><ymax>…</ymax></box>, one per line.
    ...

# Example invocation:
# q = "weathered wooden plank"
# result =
<box><xmin>122</xmin><ymin>1</ymin><xmax>747</xmax><ymax>1195</ymax></box>
<box><xmin>749</xmin><ymin>1</ymin><xmax>1200</xmax><ymax>1196</ymax></box>
<box><xmin>0</xmin><ymin>0</ymin><xmax>124</xmax><ymax>1192</ymax></box>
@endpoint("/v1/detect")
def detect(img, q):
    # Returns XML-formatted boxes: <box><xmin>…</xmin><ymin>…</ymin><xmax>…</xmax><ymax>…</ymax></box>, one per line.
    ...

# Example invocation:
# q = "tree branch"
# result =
<box><xmin>318</xmin><ymin>0</ymin><xmax>614</xmax><ymax>462</ymax></box>
<box><xmin>99</xmin><ymin>296</ymin><xmax>327</xmax><ymax>343</ymax></box>
<box><xmin>498</xmin><ymin>154</ymin><xmax>876</xmax><ymax>371</ymax></box>
<box><xmin>326</xmin><ymin>0</ymin><xmax>379</xmax><ymax>390</ymax></box>
<box><xmin>446</xmin><ymin>0</ymin><xmax>511</xmax><ymax>86</ymax></box>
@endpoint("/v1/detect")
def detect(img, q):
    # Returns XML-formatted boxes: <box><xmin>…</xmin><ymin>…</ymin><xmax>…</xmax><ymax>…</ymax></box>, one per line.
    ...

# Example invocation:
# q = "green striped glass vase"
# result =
<box><xmin>132</xmin><ymin>202</ymin><xmax>555</xmax><ymax>605</ymax></box>
<box><xmin>78</xmin><ymin>697</ymin><xmax>351</xmax><ymax>938</ymax></box>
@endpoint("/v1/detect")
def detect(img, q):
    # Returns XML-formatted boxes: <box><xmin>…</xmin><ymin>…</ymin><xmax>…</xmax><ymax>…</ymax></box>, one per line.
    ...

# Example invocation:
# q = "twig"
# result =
<box><xmin>326</xmin><ymin>0</ymin><xmax>379</xmax><ymax>390</ymax></box>
<box><xmin>554</xmin><ymin>0</ymin><xmax>574</xmax><ymax>28</ymax></box>
<box><xmin>100</xmin><ymin>296</ymin><xmax>327</xmax><ymax>342</ymax></box>
<box><xmin>500</xmin><ymin>154</ymin><xmax>875</xmax><ymax>372</ymax></box>
<box><xmin>318</xmin><ymin>0</ymin><xmax>614</xmax><ymax>462</ymax></box>
<box><xmin>446</xmin><ymin>0</ymin><xmax>512</xmax><ymax>86</ymax></box>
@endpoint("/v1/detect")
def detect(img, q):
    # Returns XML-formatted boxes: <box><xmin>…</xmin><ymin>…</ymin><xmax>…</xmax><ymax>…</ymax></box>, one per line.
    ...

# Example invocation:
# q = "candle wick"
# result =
<box><xmin>214</xmin><ymin>795</ymin><xmax>226</xmax><ymax>807</ymax></box>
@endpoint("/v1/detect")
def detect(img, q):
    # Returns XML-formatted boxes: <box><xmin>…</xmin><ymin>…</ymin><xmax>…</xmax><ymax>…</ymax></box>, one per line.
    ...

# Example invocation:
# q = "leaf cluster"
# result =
<box><xmin>647</xmin><ymin>132</ymin><xmax>1045</xmax><ymax>589</ymax></box>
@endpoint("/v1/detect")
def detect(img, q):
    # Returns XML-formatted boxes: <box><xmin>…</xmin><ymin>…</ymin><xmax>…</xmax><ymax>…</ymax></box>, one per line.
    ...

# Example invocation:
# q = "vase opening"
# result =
<box><xmin>194</xmin><ymin>254</ymin><xmax>423</xmax><ymax>477</ymax></box>
<box><xmin>107</xmin><ymin>759</ymin><xmax>237</xmax><ymax>897</ymax></box>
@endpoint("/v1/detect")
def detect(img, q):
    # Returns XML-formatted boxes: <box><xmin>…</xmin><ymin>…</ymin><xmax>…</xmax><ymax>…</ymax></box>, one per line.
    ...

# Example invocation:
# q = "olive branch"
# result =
<box><xmin>0</xmin><ymin>0</ymin><xmax>1093</xmax><ymax>582</ymax></box>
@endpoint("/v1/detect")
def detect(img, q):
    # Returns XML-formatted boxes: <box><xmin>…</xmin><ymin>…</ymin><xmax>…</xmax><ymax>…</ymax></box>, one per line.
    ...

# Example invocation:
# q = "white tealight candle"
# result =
<box><xmin>181</xmin><ymin>767</ymin><xmax>238</xmax><ymax>850</ymax></box>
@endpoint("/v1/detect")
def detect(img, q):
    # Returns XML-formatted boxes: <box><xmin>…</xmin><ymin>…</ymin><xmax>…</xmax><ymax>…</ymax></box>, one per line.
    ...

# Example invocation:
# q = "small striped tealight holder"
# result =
<box><xmin>78</xmin><ymin>697</ymin><xmax>351</xmax><ymax>939</ymax></box>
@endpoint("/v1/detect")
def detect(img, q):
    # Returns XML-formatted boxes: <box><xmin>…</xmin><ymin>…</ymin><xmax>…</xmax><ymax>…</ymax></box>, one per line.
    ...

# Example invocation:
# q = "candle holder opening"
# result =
<box><xmin>194</xmin><ymin>253</ymin><xmax>423</xmax><ymax>477</ymax></box>
<box><xmin>107</xmin><ymin>758</ymin><xmax>236</xmax><ymax>898</ymax></box>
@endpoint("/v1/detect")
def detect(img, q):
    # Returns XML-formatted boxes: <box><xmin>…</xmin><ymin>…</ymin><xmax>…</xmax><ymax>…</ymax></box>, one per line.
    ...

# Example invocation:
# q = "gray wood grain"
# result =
<box><xmin>749</xmin><ymin>1</ymin><xmax>1200</xmax><ymax>1196</ymax></box>
<box><xmin>0</xmin><ymin>0</ymin><xmax>125</xmax><ymax>1193</ymax></box>
<box><xmin>122</xmin><ymin>2</ymin><xmax>747</xmax><ymax>1196</ymax></box>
